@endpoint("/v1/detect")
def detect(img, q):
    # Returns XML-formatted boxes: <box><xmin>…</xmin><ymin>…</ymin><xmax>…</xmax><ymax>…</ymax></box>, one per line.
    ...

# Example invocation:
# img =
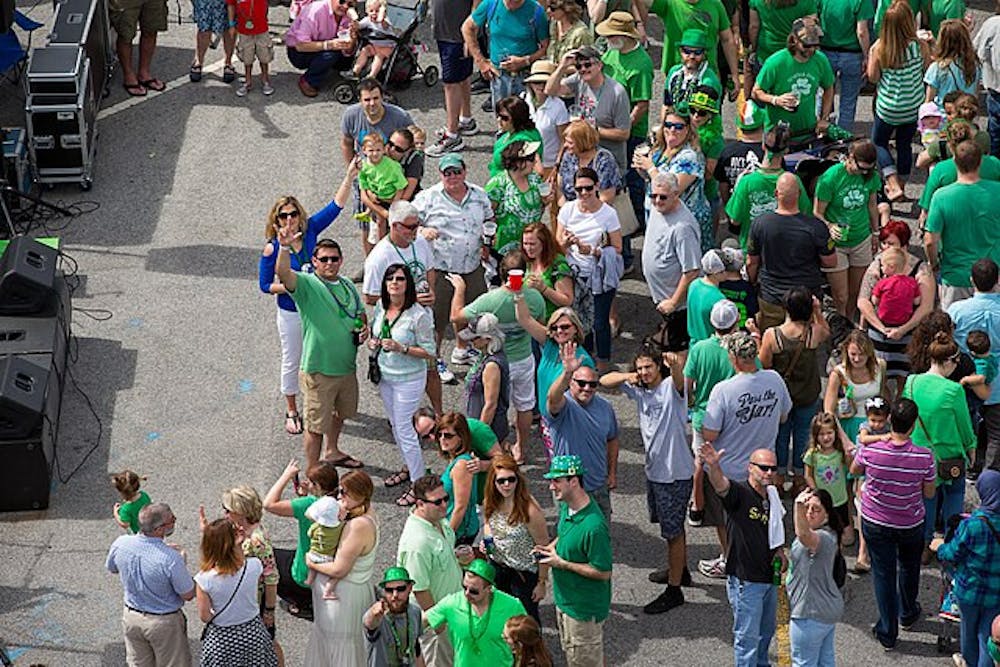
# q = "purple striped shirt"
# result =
<box><xmin>854</xmin><ymin>437</ymin><xmax>935</xmax><ymax>529</ymax></box>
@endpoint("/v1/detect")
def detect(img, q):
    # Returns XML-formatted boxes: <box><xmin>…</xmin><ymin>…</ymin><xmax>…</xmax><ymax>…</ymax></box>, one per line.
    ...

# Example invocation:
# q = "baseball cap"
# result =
<box><xmin>438</xmin><ymin>153</ymin><xmax>465</xmax><ymax>171</ymax></box>
<box><xmin>723</xmin><ymin>331</ymin><xmax>758</xmax><ymax>360</ymax></box>
<box><xmin>710</xmin><ymin>299</ymin><xmax>740</xmax><ymax>330</ymax></box>
<box><xmin>701</xmin><ymin>247</ymin><xmax>744</xmax><ymax>275</ymax></box>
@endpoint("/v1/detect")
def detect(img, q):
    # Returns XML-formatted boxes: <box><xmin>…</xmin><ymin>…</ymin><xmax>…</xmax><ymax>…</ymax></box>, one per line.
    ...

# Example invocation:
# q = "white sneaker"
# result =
<box><xmin>236</xmin><ymin>83</ymin><xmax>249</xmax><ymax>97</ymax></box>
<box><xmin>436</xmin><ymin>359</ymin><xmax>456</xmax><ymax>384</ymax></box>
<box><xmin>425</xmin><ymin>132</ymin><xmax>463</xmax><ymax>157</ymax></box>
<box><xmin>458</xmin><ymin>117</ymin><xmax>478</xmax><ymax>135</ymax></box>
<box><xmin>262</xmin><ymin>82</ymin><xmax>274</xmax><ymax>96</ymax></box>
<box><xmin>697</xmin><ymin>555</ymin><xmax>727</xmax><ymax>579</ymax></box>
<box><xmin>450</xmin><ymin>347</ymin><xmax>478</xmax><ymax>365</ymax></box>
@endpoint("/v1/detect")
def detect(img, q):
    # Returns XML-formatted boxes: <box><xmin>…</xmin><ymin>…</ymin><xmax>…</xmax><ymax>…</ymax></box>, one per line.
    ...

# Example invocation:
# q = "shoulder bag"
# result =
<box><xmin>201</xmin><ymin>563</ymin><xmax>247</xmax><ymax>641</ymax></box>
<box><xmin>904</xmin><ymin>376</ymin><xmax>966</xmax><ymax>481</ymax></box>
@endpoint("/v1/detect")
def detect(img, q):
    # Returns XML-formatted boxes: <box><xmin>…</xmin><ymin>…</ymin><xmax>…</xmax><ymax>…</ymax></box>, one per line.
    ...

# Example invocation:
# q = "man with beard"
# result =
<box><xmin>364</xmin><ymin>566</ymin><xmax>425</xmax><ymax>666</ymax></box>
<box><xmin>106</xmin><ymin>503</ymin><xmax>195</xmax><ymax>666</ymax></box>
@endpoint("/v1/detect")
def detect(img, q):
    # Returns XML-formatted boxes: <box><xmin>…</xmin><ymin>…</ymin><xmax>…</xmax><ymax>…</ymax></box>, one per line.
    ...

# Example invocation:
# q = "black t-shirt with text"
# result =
<box><xmin>722</xmin><ymin>481</ymin><xmax>775</xmax><ymax>584</ymax></box>
<box><xmin>714</xmin><ymin>141</ymin><xmax>765</xmax><ymax>190</ymax></box>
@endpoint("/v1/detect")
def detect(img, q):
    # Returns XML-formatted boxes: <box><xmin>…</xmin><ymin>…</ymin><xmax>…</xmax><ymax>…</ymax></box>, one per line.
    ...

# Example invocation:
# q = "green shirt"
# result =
<box><xmin>756</xmin><ymin>49</ymin><xmax>835</xmax><ymax>136</ymax></box>
<box><xmin>902</xmin><ymin>372</ymin><xmax>976</xmax><ymax>482</ymax></box>
<box><xmin>425</xmin><ymin>589</ymin><xmax>527</xmax><ymax>666</ymax></box>
<box><xmin>552</xmin><ymin>498</ymin><xmax>612</xmax><ymax>622</ymax></box>
<box><xmin>650</xmin><ymin>0</ymin><xmax>731</xmax><ymax>74</ymax></box>
<box><xmin>926</xmin><ymin>180</ymin><xmax>1000</xmax><ymax>287</ymax></box>
<box><xmin>358</xmin><ymin>156</ymin><xmax>408</xmax><ymax>200</ymax></box>
<box><xmin>725</xmin><ymin>169</ymin><xmax>812</xmax><ymax>250</ymax></box>
<box><xmin>684</xmin><ymin>335</ymin><xmax>736</xmax><ymax>431</ymax></box>
<box><xmin>802</xmin><ymin>448</ymin><xmax>849</xmax><ymax>506</ymax></box>
<box><xmin>291</xmin><ymin>495</ymin><xmax>319</xmax><ymax>587</ymax></box>
<box><xmin>485</xmin><ymin>171</ymin><xmax>544</xmax><ymax>255</ymax></box>
<box><xmin>818</xmin><ymin>0</ymin><xmax>873</xmax><ymax>50</ymax></box>
<box><xmin>873</xmin><ymin>0</ymin><xmax>920</xmax><ymax>35</ymax></box>
<box><xmin>117</xmin><ymin>490</ymin><xmax>151</xmax><ymax>534</ymax></box>
<box><xmin>289</xmin><ymin>273</ymin><xmax>363</xmax><ymax>376</ymax></box>
<box><xmin>527</xmin><ymin>254</ymin><xmax>572</xmax><ymax>321</ymax></box>
<box><xmin>814</xmin><ymin>162</ymin><xmax>880</xmax><ymax>248</ymax></box>
<box><xmin>700</xmin><ymin>130</ymin><xmax>725</xmax><ymax>200</ymax></box>
<box><xmin>463</xmin><ymin>288</ymin><xmax>546</xmax><ymax>362</ymax></box>
<box><xmin>751</xmin><ymin>0</ymin><xmax>818</xmax><ymax>64</ymax></box>
<box><xmin>489</xmin><ymin>128</ymin><xmax>544</xmax><ymax>178</ymax></box>
<box><xmin>686</xmin><ymin>278</ymin><xmax>726</xmax><ymax>345</ymax></box>
<box><xmin>602</xmin><ymin>45</ymin><xmax>655</xmax><ymax>138</ymax></box>
<box><xmin>469</xmin><ymin>417</ymin><xmax>498</xmax><ymax>505</ymax></box>
<box><xmin>917</xmin><ymin>155</ymin><xmax>1000</xmax><ymax>212</ymax></box>
<box><xmin>926</xmin><ymin>0</ymin><xmax>965</xmax><ymax>35</ymax></box>
<box><xmin>397</xmin><ymin>512</ymin><xmax>464</xmax><ymax>603</ymax></box>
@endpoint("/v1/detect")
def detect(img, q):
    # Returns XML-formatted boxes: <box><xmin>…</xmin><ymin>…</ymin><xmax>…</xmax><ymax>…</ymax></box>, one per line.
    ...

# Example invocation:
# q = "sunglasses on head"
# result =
<box><xmin>315</xmin><ymin>255</ymin><xmax>342</xmax><ymax>263</ymax></box>
<box><xmin>680</xmin><ymin>47</ymin><xmax>705</xmax><ymax>56</ymax></box>
<box><xmin>421</xmin><ymin>494</ymin><xmax>450</xmax><ymax>506</ymax></box>
<box><xmin>384</xmin><ymin>584</ymin><xmax>409</xmax><ymax>594</ymax></box>
<box><xmin>573</xmin><ymin>378</ymin><xmax>599</xmax><ymax>389</ymax></box>
<box><xmin>277</xmin><ymin>210</ymin><xmax>300</xmax><ymax>220</ymax></box>
<box><xmin>751</xmin><ymin>461</ymin><xmax>779</xmax><ymax>473</ymax></box>
<box><xmin>442</xmin><ymin>167</ymin><xmax>463</xmax><ymax>176</ymax></box>
<box><xmin>574</xmin><ymin>184</ymin><xmax>595</xmax><ymax>193</ymax></box>
<box><xmin>496</xmin><ymin>475</ymin><xmax>518</xmax><ymax>485</ymax></box>
<box><xmin>663</xmin><ymin>121</ymin><xmax>687</xmax><ymax>131</ymax></box>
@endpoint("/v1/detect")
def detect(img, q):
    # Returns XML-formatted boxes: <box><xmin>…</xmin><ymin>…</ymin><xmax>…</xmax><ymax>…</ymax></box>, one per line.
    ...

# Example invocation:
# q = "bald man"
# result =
<box><xmin>701</xmin><ymin>442</ymin><xmax>785</xmax><ymax>667</ymax></box>
<box><xmin>747</xmin><ymin>171</ymin><xmax>837</xmax><ymax>330</ymax></box>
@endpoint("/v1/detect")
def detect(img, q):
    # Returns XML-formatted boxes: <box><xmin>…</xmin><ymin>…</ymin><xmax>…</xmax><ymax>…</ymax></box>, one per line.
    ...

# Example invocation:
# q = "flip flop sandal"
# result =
<box><xmin>140</xmin><ymin>78</ymin><xmax>166</xmax><ymax>92</ymax></box>
<box><xmin>384</xmin><ymin>469</ymin><xmax>410</xmax><ymax>488</ymax></box>
<box><xmin>123</xmin><ymin>82</ymin><xmax>146</xmax><ymax>97</ymax></box>
<box><xmin>395</xmin><ymin>488</ymin><xmax>417</xmax><ymax>507</ymax></box>
<box><xmin>189</xmin><ymin>64</ymin><xmax>203</xmax><ymax>82</ymax></box>
<box><xmin>284</xmin><ymin>411</ymin><xmax>303</xmax><ymax>435</ymax></box>
<box><xmin>330</xmin><ymin>455</ymin><xmax>364</xmax><ymax>469</ymax></box>
<box><xmin>223</xmin><ymin>65</ymin><xmax>237</xmax><ymax>83</ymax></box>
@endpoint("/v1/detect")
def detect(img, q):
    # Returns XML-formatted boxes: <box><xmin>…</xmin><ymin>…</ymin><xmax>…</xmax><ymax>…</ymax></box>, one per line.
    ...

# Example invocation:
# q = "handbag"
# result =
<box><xmin>367</xmin><ymin>348</ymin><xmax>383</xmax><ymax>385</ymax></box>
<box><xmin>201</xmin><ymin>562</ymin><xmax>247</xmax><ymax>641</ymax></box>
<box><xmin>611</xmin><ymin>190</ymin><xmax>640</xmax><ymax>237</ymax></box>
<box><xmin>906</xmin><ymin>378</ymin><xmax>966</xmax><ymax>481</ymax></box>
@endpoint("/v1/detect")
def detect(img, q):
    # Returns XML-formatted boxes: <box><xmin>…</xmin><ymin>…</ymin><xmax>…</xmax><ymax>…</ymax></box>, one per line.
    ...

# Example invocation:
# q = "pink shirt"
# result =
<box><xmin>873</xmin><ymin>273</ymin><xmax>921</xmax><ymax>327</ymax></box>
<box><xmin>285</xmin><ymin>0</ymin><xmax>353</xmax><ymax>48</ymax></box>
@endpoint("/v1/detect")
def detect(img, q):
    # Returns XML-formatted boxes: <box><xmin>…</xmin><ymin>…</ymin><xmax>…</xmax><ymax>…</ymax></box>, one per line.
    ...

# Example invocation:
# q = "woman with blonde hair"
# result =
<box><xmin>436</xmin><ymin>412</ymin><xmax>480</xmax><ymax>544</ymax></box>
<box><xmin>924</xmin><ymin>19</ymin><xmax>980</xmax><ymax>105</ymax></box>
<box><xmin>823</xmin><ymin>329</ymin><xmax>886</xmax><ymax>444</ymax></box>
<box><xmin>482</xmin><ymin>456</ymin><xmax>550</xmax><ymax>622</ymax></box>
<box><xmin>504</xmin><ymin>614</ymin><xmax>554</xmax><ymax>666</ymax></box>
<box><xmin>196</xmin><ymin>518</ymin><xmax>278</xmax><ymax>666</ymax></box>
<box><xmin>258</xmin><ymin>163</ymin><xmax>359</xmax><ymax>436</ymax></box>
<box><xmin>545</xmin><ymin>0</ymin><xmax>593</xmax><ymax>63</ymax></box>
<box><xmin>555</xmin><ymin>120</ymin><xmax>622</xmax><ymax>206</ymax></box>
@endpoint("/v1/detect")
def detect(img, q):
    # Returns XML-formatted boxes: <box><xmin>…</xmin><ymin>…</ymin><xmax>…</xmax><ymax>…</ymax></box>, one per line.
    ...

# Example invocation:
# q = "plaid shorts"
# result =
<box><xmin>647</xmin><ymin>477</ymin><xmax>693</xmax><ymax>540</ymax></box>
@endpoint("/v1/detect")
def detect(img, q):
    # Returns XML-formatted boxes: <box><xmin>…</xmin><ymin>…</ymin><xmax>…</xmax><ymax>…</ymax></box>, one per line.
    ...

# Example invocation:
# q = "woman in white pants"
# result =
<box><xmin>368</xmin><ymin>264</ymin><xmax>436</xmax><ymax>507</ymax></box>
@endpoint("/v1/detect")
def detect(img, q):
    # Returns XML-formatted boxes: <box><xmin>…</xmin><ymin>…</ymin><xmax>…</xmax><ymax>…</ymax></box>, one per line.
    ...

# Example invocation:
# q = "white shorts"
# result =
<box><xmin>508</xmin><ymin>355</ymin><xmax>536</xmax><ymax>412</ymax></box>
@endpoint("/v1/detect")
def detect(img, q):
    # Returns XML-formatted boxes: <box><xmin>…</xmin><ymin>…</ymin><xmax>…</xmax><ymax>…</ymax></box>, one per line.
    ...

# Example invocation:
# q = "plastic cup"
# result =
<box><xmin>635</xmin><ymin>143</ymin><xmax>651</xmax><ymax>158</ymax></box>
<box><xmin>483</xmin><ymin>221</ymin><xmax>497</xmax><ymax>246</ymax></box>
<box><xmin>337</xmin><ymin>29</ymin><xmax>350</xmax><ymax>42</ymax></box>
<box><xmin>538</xmin><ymin>182</ymin><xmax>552</xmax><ymax>197</ymax></box>
<box><xmin>454</xmin><ymin>545</ymin><xmax>474</xmax><ymax>563</ymax></box>
<box><xmin>509</xmin><ymin>269</ymin><xmax>524</xmax><ymax>291</ymax></box>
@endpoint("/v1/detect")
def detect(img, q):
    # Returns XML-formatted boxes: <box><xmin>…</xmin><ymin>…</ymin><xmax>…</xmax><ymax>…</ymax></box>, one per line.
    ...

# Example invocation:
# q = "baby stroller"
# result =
<box><xmin>936</xmin><ymin>513</ymin><xmax>968</xmax><ymax>655</ymax></box>
<box><xmin>333</xmin><ymin>0</ymin><xmax>438</xmax><ymax>104</ymax></box>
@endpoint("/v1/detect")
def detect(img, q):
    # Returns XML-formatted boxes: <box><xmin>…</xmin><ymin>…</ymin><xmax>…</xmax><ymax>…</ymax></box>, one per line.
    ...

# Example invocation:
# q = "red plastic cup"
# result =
<box><xmin>509</xmin><ymin>269</ymin><xmax>524</xmax><ymax>291</ymax></box>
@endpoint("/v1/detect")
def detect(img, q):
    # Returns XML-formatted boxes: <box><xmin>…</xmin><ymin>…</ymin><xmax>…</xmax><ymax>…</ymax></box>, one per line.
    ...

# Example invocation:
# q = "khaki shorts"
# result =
<box><xmin>300</xmin><ymin>372</ymin><xmax>359</xmax><ymax>435</ymax></box>
<box><xmin>822</xmin><ymin>237</ymin><xmax>874</xmax><ymax>272</ymax></box>
<box><xmin>237</xmin><ymin>32</ymin><xmax>274</xmax><ymax>65</ymax></box>
<box><xmin>755</xmin><ymin>298</ymin><xmax>786</xmax><ymax>332</ymax></box>
<box><xmin>556</xmin><ymin>608</ymin><xmax>604</xmax><ymax>667</ymax></box>
<box><xmin>109</xmin><ymin>0</ymin><xmax>168</xmax><ymax>42</ymax></box>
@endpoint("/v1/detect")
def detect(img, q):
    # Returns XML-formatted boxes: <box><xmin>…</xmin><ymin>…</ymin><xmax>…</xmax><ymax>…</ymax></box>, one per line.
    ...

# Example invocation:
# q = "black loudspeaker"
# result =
<box><xmin>0</xmin><ymin>356</ymin><xmax>49</xmax><ymax>439</ymax></box>
<box><xmin>0</xmin><ymin>437</ymin><xmax>53</xmax><ymax>511</ymax></box>
<box><xmin>0</xmin><ymin>238</ymin><xmax>59</xmax><ymax>315</ymax></box>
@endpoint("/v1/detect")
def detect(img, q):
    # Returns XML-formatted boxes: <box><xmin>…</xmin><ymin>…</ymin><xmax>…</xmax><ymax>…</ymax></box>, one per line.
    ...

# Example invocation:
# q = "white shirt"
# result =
<box><xmin>557</xmin><ymin>200</ymin><xmax>621</xmax><ymax>278</ymax></box>
<box><xmin>526</xmin><ymin>94</ymin><xmax>570</xmax><ymax>168</ymax></box>
<box><xmin>363</xmin><ymin>235</ymin><xmax>434</xmax><ymax>297</ymax></box>
<box><xmin>412</xmin><ymin>182</ymin><xmax>494</xmax><ymax>274</ymax></box>
<box><xmin>975</xmin><ymin>15</ymin><xmax>1000</xmax><ymax>93</ymax></box>
<box><xmin>194</xmin><ymin>558</ymin><xmax>263</xmax><ymax>627</ymax></box>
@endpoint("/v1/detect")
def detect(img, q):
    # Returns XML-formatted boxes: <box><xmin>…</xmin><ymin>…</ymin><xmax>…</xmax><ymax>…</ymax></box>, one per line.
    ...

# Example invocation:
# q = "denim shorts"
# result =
<box><xmin>437</xmin><ymin>40</ymin><xmax>473</xmax><ymax>84</ymax></box>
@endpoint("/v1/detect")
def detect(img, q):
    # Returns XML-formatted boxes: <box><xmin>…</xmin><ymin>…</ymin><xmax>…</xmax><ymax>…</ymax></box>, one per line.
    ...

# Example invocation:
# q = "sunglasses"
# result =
<box><xmin>387</xmin><ymin>141</ymin><xmax>406</xmax><ymax>152</ymax></box>
<box><xmin>574</xmin><ymin>184</ymin><xmax>595</xmax><ymax>193</ymax></box>
<box><xmin>421</xmin><ymin>494</ymin><xmax>450</xmax><ymax>506</ymax></box>
<box><xmin>315</xmin><ymin>255</ymin><xmax>342</xmax><ymax>263</ymax></box>
<box><xmin>386</xmin><ymin>276</ymin><xmax>407</xmax><ymax>284</ymax></box>
<box><xmin>384</xmin><ymin>584</ymin><xmax>409</xmax><ymax>594</ymax></box>
<box><xmin>442</xmin><ymin>167</ymin><xmax>463</xmax><ymax>176</ymax></box>
<box><xmin>277</xmin><ymin>210</ymin><xmax>300</xmax><ymax>220</ymax></box>
<box><xmin>680</xmin><ymin>47</ymin><xmax>705</xmax><ymax>56</ymax></box>
<box><xmin>497</xmin><ymin>113</ymin><xmax>511</xmax><ymax>121</ymax></box>
<box><xmin>575</xmin><ymin>60</ymin><xmax>595</xmax><ymax>70</ymax></box>
<box><xmin>573</xmin><ymin>378</ymin><xmax>599</xmax><ymax>389</ymax></box>
<box><xmin>463</xmin><ymin>585</ymin><xmax>482</xmax><ymax>595</ymax></box>
<box><xmin>751</xmin><ymin>462</ymin><xmax>779</xmax><ymax>473</ymax></box>
<box><xmin>438</xmin><ymin>431</ymin><xmax>458</xmax><ymax>439</ymax></box>
<box><xmin>549</xmin><ymin>323</ymin><xmax>574</xmax><ymax>332</ymax></box>
<box><xmin>651</xmin><ymin>193</ymin><xmax>673</xmax><ymax>202</ymax></box>
<box><xmin>691</xmin><ymin>108</ymin><xmax>711</xmax><ymax>117</ymax></box>
<box><xmin>397</xmin><ymin>221</ymin><xmax>419</xmax><ymax>230</ymax></box>
<box><xmin>663</xmin><ymin>121</ymin><xmax>687</xmax><ymax>131</ymax></box>
<box><xmin>496</xmin><ymin>476</ymin><xmax>518</xmax><ymax>485</ymax></box>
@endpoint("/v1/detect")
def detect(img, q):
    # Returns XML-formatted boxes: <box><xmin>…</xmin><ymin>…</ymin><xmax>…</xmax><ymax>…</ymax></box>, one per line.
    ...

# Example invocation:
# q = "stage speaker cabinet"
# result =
<box><xmin>0</xmin><ymin>237</ymin><xmax>58</xmax><ymax>315</ymax></box>
<box><xmin>0</xmin><ymin>271</ymin><xmax>70</xmax><ymax>511</ymax></box>
<box><xmin>49</xmin><ymin>0</ymin><xmax>114</xmax><ymax>98</ymax></box>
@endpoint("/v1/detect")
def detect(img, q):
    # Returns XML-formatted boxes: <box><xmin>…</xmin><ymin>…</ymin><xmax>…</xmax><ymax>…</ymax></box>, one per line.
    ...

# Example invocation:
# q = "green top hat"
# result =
<box><xmin>463</xmin><ymin>558</ymin><xmax>497</xmax><ymax>585</ymax></box>
<box><xmin>737</xmin><ymin>100</ymin><xmax>764</xmax><ymax>130</ymax></box>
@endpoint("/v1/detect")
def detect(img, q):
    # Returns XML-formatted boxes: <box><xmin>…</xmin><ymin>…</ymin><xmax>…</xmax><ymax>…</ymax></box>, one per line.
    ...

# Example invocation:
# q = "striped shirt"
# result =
<box><xmin>875</xmin><ymin>40</ymin><xmax>925</xmax><ymax>125</ymax></box>
<box><xmin>854</xmin><ymin>437</ymin><xmax>935</xmax><ymax>529</ymax></box>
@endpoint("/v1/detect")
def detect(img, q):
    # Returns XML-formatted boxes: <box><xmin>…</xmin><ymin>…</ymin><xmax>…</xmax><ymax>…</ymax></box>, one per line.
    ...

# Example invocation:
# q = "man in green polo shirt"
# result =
<box><xmin>425</xmin><ymin>559</ymin><xmax>527</xmax><ymax>666</ymax></box>
<box><xmin>275</xmin><ymin>230</ymin><xmax>367</xmax><ymax>468</ymax></box>
<box><xmin>397</xmin><ymin>475</ymin><xmax>469</xmax><ymax>666</ymax></box>
<box><xmin>535</xmin><ymin>455</ymin><xmax>612</xmax><ymax>667</ymax></box>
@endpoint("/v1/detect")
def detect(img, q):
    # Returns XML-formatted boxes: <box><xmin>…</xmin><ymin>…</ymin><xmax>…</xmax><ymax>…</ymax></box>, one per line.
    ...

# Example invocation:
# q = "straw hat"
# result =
<box><xmin>595</xmin><ymin>11</ymin><xmax>640</xmax><ymax>40</ymax></box>
<box><xmin>524</xmin><ymin>59</ymin><xmax>557</xmax><ymax>84</ymax></box>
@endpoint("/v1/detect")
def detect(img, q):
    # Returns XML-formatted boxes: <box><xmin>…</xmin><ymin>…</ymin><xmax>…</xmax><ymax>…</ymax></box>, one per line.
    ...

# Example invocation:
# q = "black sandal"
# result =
<box><xmin>395</xmin><ymin>488</ymin><xmax>417</xmax><ymax>507</ymax></box>
<box><xmin>384</xmin><ymin>469</ymin><xmax>410</xmax><ymax>488</ymax></box>
<box><xmin>284</xmin><ymin>411</ymin><xmax>303</xmax><ymax>435</ymax></box>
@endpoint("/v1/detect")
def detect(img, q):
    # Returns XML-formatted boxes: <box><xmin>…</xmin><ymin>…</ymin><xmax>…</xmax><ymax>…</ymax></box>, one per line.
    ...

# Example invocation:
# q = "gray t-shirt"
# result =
<box><xmin>364</xmin><ymin>603</ymin><xmax>423</xmax><ymax>667</ymax></box>
<box><xmin>642</xmin><ymin>202</ymin><xmax>701</xmax><ymax>305</ymax></box>
<box><xmin>621</xmin><ymin>380</ymin><xmax>694</xmax><ymax>484</ymax></box>
<box><xmin>701</xmin><ymin>370</ymin><xmax>792</xmax><ymax>481</ymax></box>
<box><xmin>341</xmin><ymin>103</ymin><xmax>415</xmax><ymax>155</ymax></box>
<box><xmin>788</xmin><ymin>529</ymin><xmax>844</xmax><ymax>625</ymax></box>
<box><xmin>430</xmin><ymin>0</ymin><xmax>472</xmax><ymax>42</ymax></box>
<box><xmin>549</xmin><ymin>392</ymin><xmax>618</xmax><ymax>491</ymax></box>
<box><xmin>562</xmin><ymin>74</ymin><xmax>632</xmax><ymax>169</ymax></box>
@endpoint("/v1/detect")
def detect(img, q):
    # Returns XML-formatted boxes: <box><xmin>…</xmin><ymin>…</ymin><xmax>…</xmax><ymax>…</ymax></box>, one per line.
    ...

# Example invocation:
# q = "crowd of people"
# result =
<box><xmin>103</xmin><ymin>0</ymin><xmax>1000</xmax><ymax>664</ymax></box>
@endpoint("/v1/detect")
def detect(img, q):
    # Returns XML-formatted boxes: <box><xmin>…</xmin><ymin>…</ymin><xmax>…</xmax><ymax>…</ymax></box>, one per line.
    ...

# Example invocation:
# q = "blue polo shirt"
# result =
<box><xmin>948</xmin><ymin>292</ymin><xmax>1000</xmax><ymax>405</ymax></box>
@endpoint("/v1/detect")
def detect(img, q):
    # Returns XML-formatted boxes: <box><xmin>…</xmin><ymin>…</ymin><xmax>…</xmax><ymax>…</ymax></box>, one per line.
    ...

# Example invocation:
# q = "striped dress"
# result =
<box><xmin>874</xmin><ymin>40</ymin><xmax>925</xmax><ymax>125</ymax></box>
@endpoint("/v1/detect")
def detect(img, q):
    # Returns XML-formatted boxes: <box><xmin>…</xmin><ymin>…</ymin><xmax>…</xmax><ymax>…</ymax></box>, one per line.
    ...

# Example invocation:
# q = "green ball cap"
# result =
<box><xmin>438</xmin><ymin>153</ymin><xmax>466</xmax><ymax>171</ymax></box>
<box><xmin>379</xmin><ymin>566</ymin><xmax>415</xmax><ymax>588</ymax></box>
<box><xmin>543</xmin><ymin>454</ymin><xmax>587</xmax><ymax>479</ymax></box>
<box><xmin>464</xmin><ymin>558</ymin><xmax>497</xmax><ymax>585</ymax></box>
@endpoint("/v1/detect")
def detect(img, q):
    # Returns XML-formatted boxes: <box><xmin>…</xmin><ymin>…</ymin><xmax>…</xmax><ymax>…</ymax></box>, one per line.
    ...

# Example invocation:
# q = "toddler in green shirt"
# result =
<box><xmin>358</xmin><ymin>133</ymin><xmax>408</xmax><ymax>245</ymax></box>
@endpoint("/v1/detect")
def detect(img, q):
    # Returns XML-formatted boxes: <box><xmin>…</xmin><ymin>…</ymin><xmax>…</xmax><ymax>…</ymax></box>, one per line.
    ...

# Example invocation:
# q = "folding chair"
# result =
<box><xmin>0</xmin><ymin>10</ymin><xmax>44</xmax><ymax>88</ymax></box>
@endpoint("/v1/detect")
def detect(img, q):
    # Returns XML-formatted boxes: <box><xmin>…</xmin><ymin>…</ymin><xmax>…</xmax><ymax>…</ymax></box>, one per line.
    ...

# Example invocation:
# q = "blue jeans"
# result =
<box><xmin>490</xmin><ymin>70</ymin><xmax>526</xmax><ymax>109</ymax></box>
<box><xmin>286</xmin><ymin>46</ymin><xmax>352</xmax><ymax>88</ymax></box>
<box><xmin>861</xmin><ymin>518</ymin><xmax>924</xmax><ymax>648</ymax></box>
<box><xmin>726</xmin><ymin>576</ymin><xmax>777</xmax><ymax>667</ymax></box>
<box><xmin>824</xmin><ymin>50</ymin><xmax>864</xmax><ymax>131</ymax></box>
<box><xmin>871</xmin><ymin>115</ymin><xmax>918</xmax><ymax>178</ymax></box>
<box><xmin>775</xmin><ymin>401</ymin><xmax>819</xmax><ymax>473</ymax></box>
<box><xmin>790</xmin><ymin>617</ymin><xmax>836</xmax><ymax>667</ymax></box>
<box><xmin>623</xmin><ymin>135</ymin><xmax>648</xmax><ymax>267</ymax></box>
<box><xmin>923</xmin><ymin>478</ymin><xmax>965</xmax><ymax>542</ymax></box>
<box><xmin>584</xmin><ymin>289</ymin><xmax>615</xmax><ymax>363</ymax></box>
<box><xmin>988</xmin><ymin>90</ymin><xmax>1000</xmax><ymax>159</ymax></box>
<box><xmin>959</xmin><ymin>600</ymin><xmax>1000</xmax><ymax>667</ymax></box>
